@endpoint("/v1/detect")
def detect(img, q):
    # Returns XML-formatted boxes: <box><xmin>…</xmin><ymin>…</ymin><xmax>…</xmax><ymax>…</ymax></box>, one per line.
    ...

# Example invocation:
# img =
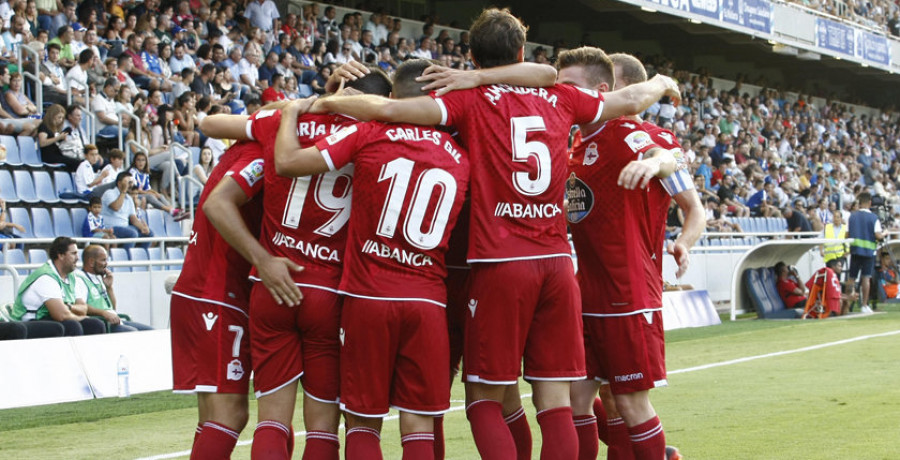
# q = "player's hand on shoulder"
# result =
<box><xmin>326</xmin><ymin>61</ymin><xmax>370</xmax><ymax>93</ymax></box>
<box><xmin>418</xmin><ymin>65</ymin><xmax>477</xmax><ymax>97</ymax></box>
<box><xmin>257</xmin><ymin>257</ymin><xmax>305</xmax><ymax>307</ymax></box>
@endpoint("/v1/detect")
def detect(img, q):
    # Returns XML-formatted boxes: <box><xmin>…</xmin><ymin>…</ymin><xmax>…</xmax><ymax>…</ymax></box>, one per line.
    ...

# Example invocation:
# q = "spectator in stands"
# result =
<box><xmin>10</xmin><ymin>236</ymin><xmax>106</xmax><ymax>336</ymax></box>
<box><xmin>40</xmin><ymin>42</ymin><xmax>69</xmax><ymax>104</ymax></box>
<box><xmin>79</xmin><ymin>244</ymin><xmax>153</xmax><ymax>332</ymax></box>
<box><xmin>717</xmin><ymin>174</ymin><xmax>750</xmax><ymax>217</ymax></box>
<box><xmin>260</xmin><ymin>72</ymin><xmax>286</xmax><ymax>103</ymax></box>
<box><xmin>59</xmin><ymin>104</ymin><xmax>87</xmax><ymax>159</ymax></box>
<box><xmin>92</xmin><ymin>77</ymin><xmax>126</xmax><ymax>141</ymax></box>
<box><xmin>72</xmin><ymin>144</ymin><xmax>108</xmax><ymax>198</ymax></box>
<box><xmin>37</xmin><ymin>104</ymin><xmax>79</xmax><ymax>171</ymax></box>
<box><xmin>783</xmin><ymin>200</ymin><xmax>813</xmax><ymax>233</ymax></box>
<box><xmin>149</xmin><ymin>104</ymin><xmax>188</xmax><ymax>198</ymax></box>
<box><xmin>214</xmin><ymin>66</ymin><xmax>243</xmax><ymax>114</ymax></box>
<box><xmin>129</xmin><ymin>150</ymin><xmax>186</xmax><ymax>219</ymax></box>
<box><xmin>257</xmin><ymin>50</ymin><xmax>278</xmax><ymax>89</ymax></box>
<box><xmin>101</xmin><ymin>172</ymin><xmax>153</xmax><ymax>249</ymax></box>
<box><xmin>775</xmin><ymin>262</ymin><xmax>808</xmax><ymax>310</ymax></box>
<box><xmin>174</xmin><ymin>91</ymin><xmax>199</xmax><ymax>147</ymax></box>
<box><xmin>98</xmin><ymin>148</ymin><xmax>126</xmax><ymax>185</ymax></box>
<box><xmin>64</xmin><ymin>48</ymin><xmax>92</xmax><ymax>101</ymax></box>
<box><xmin>192</xmin><ymin>145</ymin><xmax>214</xmax><ymax>186</ymax></box>
<box><xmin>0</xmin><ymin>196</ymin><xmax>26</xmax><ymax>238</ymax></box>
<box><xmin>243</xmin><ymin>0</ymin><xmax>278</xmax><ymax>33</ymax></box>
<box><xmin>310</xmin><ymin>63</ymin><xmax>333</xmax><ymax>95</ymax></box>
<box><xmin>169</xmin><ymin>41</ymin><xmax>195</xmax><ymax>74</ymax></box>
<box><xmin>125</xmin><ymin>33</ymin><xmax>167</xmax><ymax>91</ymax></box>
<box><xmin>2</xmin><ymin>72</ymin><xmax>38</xmax><ymax>119</ymax></box>
<box><xmin>848</xmin><ymin>192</ymin><xmax>883</xmax><ymax>313</ymax></box>
<box><xmin>82</xmin><ymin>195</ymin><xmax>114</xmax><ymax>239</ymax></box>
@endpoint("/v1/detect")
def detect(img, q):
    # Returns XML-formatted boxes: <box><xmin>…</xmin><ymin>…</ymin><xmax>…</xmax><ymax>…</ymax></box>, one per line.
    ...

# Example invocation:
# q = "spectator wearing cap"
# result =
<box><xmin>244</xmin><ymin>0</ymin><xmax>279</xmax><ymax>32</ymax></box>
<box><xmin>69</xmin><ymin>22</ymin><xmax>87</xmax><ymax>57</ymax></box>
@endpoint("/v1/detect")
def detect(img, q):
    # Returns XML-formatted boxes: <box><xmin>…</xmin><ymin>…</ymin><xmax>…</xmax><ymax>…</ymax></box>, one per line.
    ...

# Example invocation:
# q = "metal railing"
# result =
<box><xmin>77</xmin><ymin>103</ymin><xmax>97</xmax><ymax>146</ymax></box>
<box><xmin>16</xmin><ymin>43</ymin><xmax>42</xmax><ymax>115</ymax></box>
<box><xmin>117</xmin><ymin>108</ymin><xmax>141</xmax><ymax>152</ymax></box>
<box><xmin>178</xmin><ymin>175</ymin><xmax>203</xmax><ymax>217</ymax></box>
<box><xmin>168</xmin><ymin>144</ymin><xmax>191</xmax><ymax>202</ymax></box>
<box><xmin>65</xmin><ymin>75</ymin><xmax>86</xmax><ymax>106</ymax></box>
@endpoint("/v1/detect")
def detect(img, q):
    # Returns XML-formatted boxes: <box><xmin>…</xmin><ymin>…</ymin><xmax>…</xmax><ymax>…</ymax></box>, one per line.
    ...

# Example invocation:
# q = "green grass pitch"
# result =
<box><xmin>3</xmin><ymin>305</ymin><xmax>900</xmax><ymax>459</ymax></box>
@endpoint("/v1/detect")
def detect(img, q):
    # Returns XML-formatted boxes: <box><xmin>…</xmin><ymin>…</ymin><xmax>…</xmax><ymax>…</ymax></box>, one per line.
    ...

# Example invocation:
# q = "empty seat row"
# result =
<box><xmin>728</xmin><ymin>217</ymin><xmax>789</xmax><ymax>233</ymax></box>
<box><xmin>1</xmin><ymin>247</ymin><xmax>184</xmax><ymax>275</ymax></box>
<box><xmin>3</xmin><ymin>207</ymin><xmax>183</xmax><ymax>239</ymax></box>
<box><xmin>698</xmin><ymin>236</ymin><xmax>765</xmax><ymax>247</ymax></box>
<box><xmin>0</xmin><ymin>169</ymin><xmax>86</xmax><ymax>205</ymax></box>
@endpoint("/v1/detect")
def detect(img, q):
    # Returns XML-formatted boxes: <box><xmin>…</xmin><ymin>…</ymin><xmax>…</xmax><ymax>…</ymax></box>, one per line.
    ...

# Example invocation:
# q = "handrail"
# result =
<box><xmin>178</xmin><ymin>175</ymin><xmax>203</xmax><ymax>217</ymax></box>
<box><xmin>169</xmin><ymin>144</ymin><xmax>191</xmax><ymax>202</ymax></box>
<box><xmin>125</xmin><ymin>140</ymin><xmax>148</xmax><ymax>169</ymax></box>
<box><xmin>16</xmin><ymin>43</ymin><xmax>43</xmax><ymax>115</ymax></box>
<box><xmin>76</xmin><ymin>103</ymin><xmax>97</xmax><ymax>146</ymax></box>
<box><xmin>65</xmin><ymin>75</ymin><xmax>85</xmax><ymax>105</ymax></box>
<box><xmin>0</xmin><ymin>264</ymin><xmax>22</xmax><ymax>294</ymax></box>
<box><xmin>117</xmin><ymin>108</ymin><xmax>141</xmax><ymax>152</ymax></box>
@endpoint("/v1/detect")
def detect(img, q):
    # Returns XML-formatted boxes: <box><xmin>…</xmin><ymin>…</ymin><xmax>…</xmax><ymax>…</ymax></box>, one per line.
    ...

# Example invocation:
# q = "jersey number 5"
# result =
<box><xmin>511</xmin><ymin>116</ymin><xmax>551</xmax><ymax>196</ymax></box>
<box><xmin>377</xmin><ymin>157</ymin><xmax>457</xmax><ymax>251</ymax></box>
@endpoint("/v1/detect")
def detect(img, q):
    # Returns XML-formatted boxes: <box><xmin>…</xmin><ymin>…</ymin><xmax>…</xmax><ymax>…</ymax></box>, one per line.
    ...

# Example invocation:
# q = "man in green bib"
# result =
<box><xmin>11</xmin><ymin>237</ymin><xmax>106</xmax><ymax>336</ymax></box>
<box><xmin>78</xmin><ymin>244</ymin><xmax>153</xmax><ymax>332</ymax></box>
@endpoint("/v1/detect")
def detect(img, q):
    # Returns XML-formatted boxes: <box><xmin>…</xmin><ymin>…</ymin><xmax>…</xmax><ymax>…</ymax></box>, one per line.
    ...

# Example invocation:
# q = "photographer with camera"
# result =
<box><xmin>848</xmin><ymin>192</ymin><xmax>883</xmax><ymax>313</ymax></box>
<box><xmin>38</xmin><ymin>104</ymin><xmax>82</xmax><ymax>171</ymax></box>
<box><xmin>78</xmin><ymin>244</ymin><xmax>153</xmax><ymax>332</ymax></box>
<box><xmin>100</xmin><ymin>172</ymin><xmax>154</xmax><ymax>249</ymax></box>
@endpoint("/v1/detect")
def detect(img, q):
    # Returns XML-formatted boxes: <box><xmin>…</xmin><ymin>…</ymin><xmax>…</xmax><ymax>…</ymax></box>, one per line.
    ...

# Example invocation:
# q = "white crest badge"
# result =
<box><xmin>584</xmin><ymin>142</ymin><xmax>599</xmax><ymax>166</ymax></box>
<box><xmin>226</xmin><ymin>359</ymin><xmax>245</xmax><ymax>381</ymax></box>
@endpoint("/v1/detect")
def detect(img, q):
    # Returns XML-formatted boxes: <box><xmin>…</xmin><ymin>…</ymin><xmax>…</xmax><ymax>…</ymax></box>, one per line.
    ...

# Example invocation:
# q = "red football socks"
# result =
<box><xmin>433</xmin><ymin>415</ymin><xmax>445</xmax><ymax>460</ymax></box>
<box><xmin>536</xmin><ymin>407</ymin><xmax>577</xmax><ymax>460</ymax></box>
<box><xmin>466</xmin><ymin>400</ymin><xmax>516</xmax><ymax>460</ymax></box>
<box><xmin>628</xmin><ymin>416</ymin><xmax>666</xmax><ymax>460</ymax></box>
<box><xmin>251</xmin><ymin>420</ymin><xmax>291</xmax><ymax>460</ymax></box>
<box><xmin>573</xmin><ymin>415</ymin><xmax>599</xmax><ymax>460</ymax></box>
<box><xmin>592</xmin><ymin>397</ymin><xmax>609</xmax><ymax>445</ymax></box>
<box><xmin>191</xmin><ymin>421</ymin><xmax>240</xmax><ymax>460</ymax></box>
<box><xmin>346</xmin><ymin>427</ymin><xmax>382</xmax><ymax>460</ymax></box>
<box><xmin>401</xmin><ymin>432</ymin><xmax>435</xmax><ymax>460</ymax></box>
<box><xmin>504</xmin><ymin>406</ymin><xmax>532</xmax><ymax>460</ymax></box>
<box><xmin>607</xmin><ymin>417</ymin><xmax>636</xmax><ymax>460</ymax></box>
<box><xmin>303</xmin><ymin>430</ymin><xmax>339</xmax><ymax>460</ymax></box>
<box><xmin>192</xmin><ymin>423</ymin><xmax>203</xmax><ymax>450</ymax></box>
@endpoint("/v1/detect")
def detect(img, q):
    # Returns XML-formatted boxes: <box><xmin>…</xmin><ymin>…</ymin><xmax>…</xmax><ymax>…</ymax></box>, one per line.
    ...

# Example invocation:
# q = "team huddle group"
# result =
<box><xmin>169</xmin><ymin>8</ymin><xmax>703</xmax><ymax>460</ymax></box>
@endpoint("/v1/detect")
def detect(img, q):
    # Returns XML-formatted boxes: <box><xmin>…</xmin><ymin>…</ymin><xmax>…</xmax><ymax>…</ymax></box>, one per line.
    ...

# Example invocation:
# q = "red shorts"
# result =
<box><xmin>249</xmin><ymin>283</ymin><xmax>341</xmax><ymax>402</ymax></box>
<box><xmin>583</xmin><ymin>311</ymin><xmax>667</xmax><ymax>394</ymax></box>
<box><xmin>463</xmin><ymin>257</ymin><xmax>585</xmax><ymax>384</ymax></box>
<box><xmin>445</xmin><ymin>268</ymin><xmax>470</xmax><ymax>376</ymax></box>
<box><xmin>340</xmin><ymin>296</ymin><xmax>450</xmax><ymax>417</ymax></box>
<box><xmin>170</xmin><ymin>294</ymin><xmax>251</xmax><ymax>394</ymax></box>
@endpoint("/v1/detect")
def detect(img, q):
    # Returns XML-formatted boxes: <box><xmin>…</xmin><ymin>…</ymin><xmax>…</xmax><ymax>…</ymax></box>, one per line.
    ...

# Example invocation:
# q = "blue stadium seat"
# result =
<box><xmin>774</xmin><ymin>218</ymin><xmax>788</xmax><ymax>232</ymax></box>
<box><xmin>146</xmin><ymin>209</ymin><xmax>167</xmax><ymax>239</ymax></box>
<box><xmin>0</xmin><ymin>135</ymin><xmax>21</xmax><ymax>166</ymax></box>
<box><xmin>190</xmin><ymin>147</ymin><xmax>201</xmax><ymax>166</ymax></box>
<box><xmin>71</xmin><ymin>208</ymin><xmax>88</xmax><ymax>237</ymax></box>
<box><xmin>52</xmin><ymin>208</ymin><xmax>75</xmax><ymax>237</ymax></box>
<box><xmin>7</xmin><ymin>207</ymin><xmax>32</xmax><ymax>237</ymax></box>
<box><xmin>53</xmin><ymin>171</ymin><xmax>82</xmax><ymax>204</ymax></box>
<box><xmin>33</xmin><ymin>171</ymin><xmax>60</xmax><ymax>204</ymax></box>
<box><xmin>164</xmin><ymin>211</ymin><xmax>183</xmax><ymax>237</ymax></box>
<box><xmin>28</xmin><ymin>248</ymin><xmax>48</xmax><ymax>265</ymax></box>
<box><xmin>0</xmin><ymin>170</ymin><xmax>18</xmax><ymax>203</ymax></box>
<box><xmin>12</xmin><ymin>170</ymin><xmax>39</xmax><ymax>204</ymax></box>
<box><xmin>17</xmin><ymin>136</ymin><xmax>41</xmax><ymax>168</ymax></box>
<box><xmin>147</xmin><ymin>247</ymin><xmax>163</xmax><ymax>271</ymax></box>
<box><xmin>128</xmin><ymin>247</ymin><xmax>149</xmax><ymax>272</ymax></box>
<box><xmin>166</xmin><ymin>247</ymin><xmax>184</xmax><ymax>270</ymax></box>
<box><xmin>31</xmin><ymin>208</ymin><xmax>55</xmax><ymax>239</ymax></box>
<box><xmin>2</xmin><ymin>248</ymin><xmax>27</xmax><ymax>274</ymax></box>
<box><xmin>109</xmin><ymin>247</ymin><xmax>130</xmax><ymax>272</ymax></box>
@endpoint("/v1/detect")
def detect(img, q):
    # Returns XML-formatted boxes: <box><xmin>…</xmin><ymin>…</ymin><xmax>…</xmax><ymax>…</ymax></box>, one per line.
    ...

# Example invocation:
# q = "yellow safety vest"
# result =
<box><xmin>823</xmin><ymin>223</ymin><xmax>848</xmax><ymax>262</ymax></box>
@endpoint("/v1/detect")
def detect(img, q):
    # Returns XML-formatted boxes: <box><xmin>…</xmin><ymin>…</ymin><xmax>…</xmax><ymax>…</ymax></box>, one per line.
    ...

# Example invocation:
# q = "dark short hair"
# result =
<box><xmin>345</xmin><ymin>65</ymin><xmax>391</xmax><ymax>97</ymax></box>
<box><xmin>858</xmin><ymin>191</ymin><xmax>872</xmax><ymax>205</ymax></box>
<box><xmin>78</xmin><ymin>48</ymin><xmax>94</xmax><ymax>64</ymax></box>
<box><xmin>392</xmin><ymin>59</ymin><xmax>438</xmax><ymax>99</ymax></box>
<box><xmin>47</xmin><ymin>42</ymin><xmax>61</xmax><ymax>52</ymax></box>
<box><xmin>89</xmin><ymin>196</ymin><xmax>102</xmax><ymax>206</ymax></box>
<box><xmin>104</xmin><ymin>77</ymin><xmax>118</xmax><ymax>89</ymax></box>
<box><xmin>49</xmin><ymin>237</ymin><xmax>76</xmax><ymax>261</ymax></box>
<box><xmin>116</xmin><ymin>171</ymin><xmax>132</xmax><ymax>186</ymax></box>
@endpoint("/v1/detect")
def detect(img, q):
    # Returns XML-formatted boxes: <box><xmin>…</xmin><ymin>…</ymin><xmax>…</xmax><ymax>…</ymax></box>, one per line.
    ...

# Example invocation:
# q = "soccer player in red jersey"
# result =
<box><xmin>274</xmin><ymin>59</ymin><xmax>470</xmax><ymax>460</ymax></box>
<box><xmin>169</xmin><ymin>141</ymin><xmax>267</xmax><ymax>458</ymax></box>
<box><xmin>308</xmin><ymin>9</ymin><xmax>681</xmax><ymax>460</ymax></box>
<box><xmin>560</xmin><ymin>49</ymin><xmax>703</xmax><ymax>460</ymax></box>
<box><xmin>202</xmin><ymin>68</ymin><xmax>393</xmax><ymax>460</ymax></box>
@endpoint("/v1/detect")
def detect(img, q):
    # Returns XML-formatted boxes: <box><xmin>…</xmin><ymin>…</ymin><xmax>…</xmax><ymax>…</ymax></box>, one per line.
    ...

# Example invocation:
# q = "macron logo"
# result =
<box><xmin>203</xmin><ymin>312</ymin><xmax>218</xmax><ymax>331</ymax></box>
<box><xmin>468</xmin><ymin>299</ymin><xmax>478</xmax><ymax>317</ymax></box>
<box><xmin>339</xmin><ymin>328</ymin><xmax>345</xmax><ymax>346</ymax></box>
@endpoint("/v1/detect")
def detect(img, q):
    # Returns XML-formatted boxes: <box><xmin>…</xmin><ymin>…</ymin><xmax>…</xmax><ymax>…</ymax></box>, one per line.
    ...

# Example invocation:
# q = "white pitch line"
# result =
<box><xmin>139</xmin><ymin>329</ymin><xmax>900</xmax><ymax>460</ymax></box>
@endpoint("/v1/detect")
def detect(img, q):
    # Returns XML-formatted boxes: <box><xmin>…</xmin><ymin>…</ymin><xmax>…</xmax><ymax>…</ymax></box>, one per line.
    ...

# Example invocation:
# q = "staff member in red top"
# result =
<box><xmin>776</xmin><ymin>262</ymin><xmax>808</xmax><ymax>309</ymax></box>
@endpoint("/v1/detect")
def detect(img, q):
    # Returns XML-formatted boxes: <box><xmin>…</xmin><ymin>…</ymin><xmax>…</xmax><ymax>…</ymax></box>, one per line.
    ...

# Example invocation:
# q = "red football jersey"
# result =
<box><xmin>433</xmin><ymin>84</ymin><xmax>604</xmax><ymax>262</ymax></box>
<box><xmin>566</xmin><ymin>117</ymin><xmax>670</xmax><ymax>314</ymax></box>
<box><xmin>172</xmin><ymin>141</ymin><xmax>265</xmax><ymax>313</ymax></box>
<box><xmin>316</xmin><ymin>121</ymin><xmax>470</xmax><ymax>306</ymax></box>
<box><xmin>247</xmin><ymin>109</ymin><xmax>357</xmax><ymax>290</ymax></box>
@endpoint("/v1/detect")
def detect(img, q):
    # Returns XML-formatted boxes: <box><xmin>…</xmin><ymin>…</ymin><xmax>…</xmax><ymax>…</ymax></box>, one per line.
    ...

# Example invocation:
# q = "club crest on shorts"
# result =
<box><xmin>202</xmin><ymin>312</ymin><xmax>218</xmax><ymax>331</ymax></box>
<box><xmin>467</xmin><ymin>299</ymin><xmax>477</xmax><ymax>317</ymax></box>
<box><xmin>566</xmin><ymin>173</ymin><xmax>594</xmax><ymax>224</ymax></box>
<box><xmin>226</xmin><ymin>359</ymin><xmax>244</xmax><ymax>381</ymax></box>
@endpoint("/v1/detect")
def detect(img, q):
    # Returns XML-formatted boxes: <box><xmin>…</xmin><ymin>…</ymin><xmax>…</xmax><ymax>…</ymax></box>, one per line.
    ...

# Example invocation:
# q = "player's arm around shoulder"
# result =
<box><xmin>618</xmin><ymin>147</ymin><xmax>676</xmax><ymax>190</ymax></box>
<box><xmin>600</xmin><ymin>74</ymin><xmax>681</xmax><ymax>123</ymax></box>
<box><xmin>200</xmin><ymin>114</ymin><xmax>252</xmax><ymax>140</ymax></box>
<box><xmin>418</xmin><ymin>62</ymin><xmax>557</xmax><ymax>96</ymax></box>
<box><xmin>274</xmin><ymin>98</ymin><xmax>332</xmax><ymax>177</ymax></box>
<box><xmin>312</xmin><ymin>92</ymin><xmax>443</xmax><ymax>126</ymax></box>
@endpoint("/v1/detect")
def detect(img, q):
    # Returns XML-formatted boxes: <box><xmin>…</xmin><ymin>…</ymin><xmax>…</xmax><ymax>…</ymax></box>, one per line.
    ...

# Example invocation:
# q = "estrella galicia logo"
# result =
<box><xmin>566</xmin><ymin>173</ymin><xmax>594</xmax><ymax>224</ymax></box>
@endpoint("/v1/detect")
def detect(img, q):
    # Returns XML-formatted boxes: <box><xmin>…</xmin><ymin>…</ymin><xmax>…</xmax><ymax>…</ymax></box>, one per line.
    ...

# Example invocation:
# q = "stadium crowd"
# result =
<box><xmin>785</xmin><ymin>0</ymin><xmax>900</xmax><ymax>36</ymax></box>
